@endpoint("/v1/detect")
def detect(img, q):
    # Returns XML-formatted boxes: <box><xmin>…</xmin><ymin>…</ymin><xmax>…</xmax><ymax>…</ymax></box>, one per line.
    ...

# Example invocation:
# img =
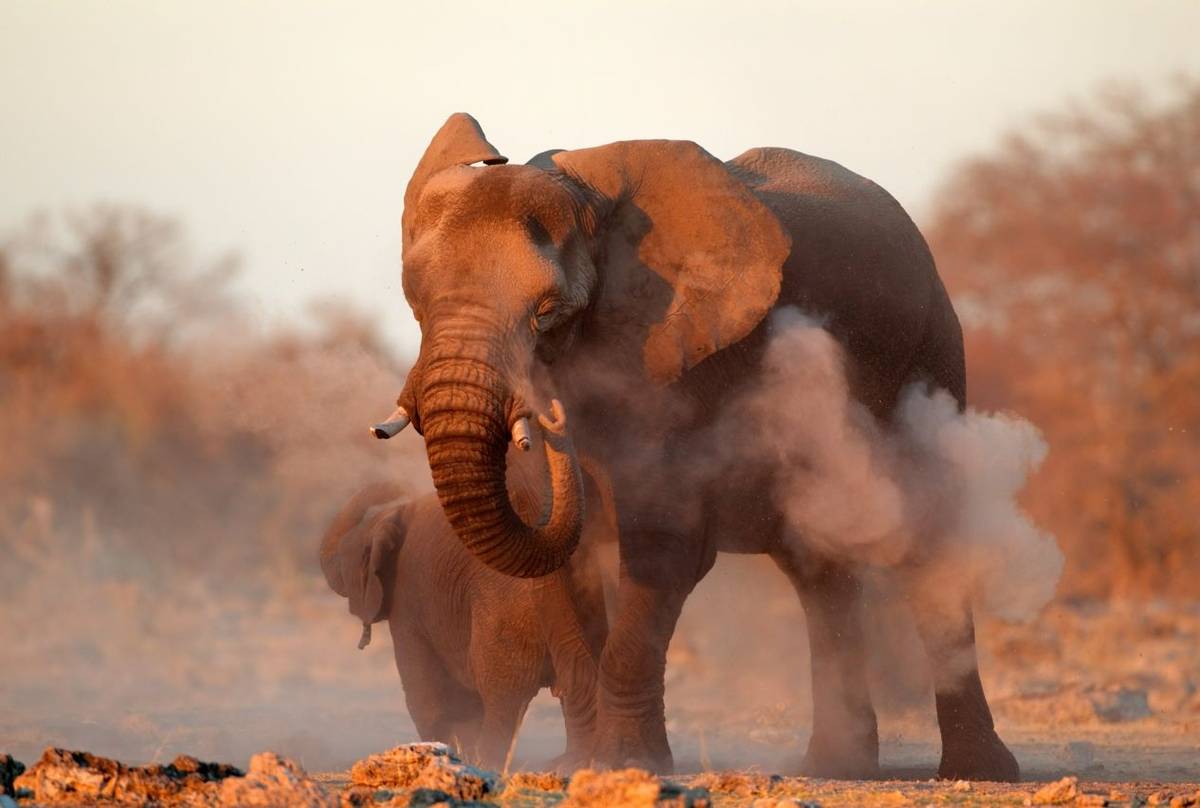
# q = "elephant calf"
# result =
<box><xmin>319</xmin><ymin>471</ymin><xmax>609</xmax><ymax>770</ymax></box>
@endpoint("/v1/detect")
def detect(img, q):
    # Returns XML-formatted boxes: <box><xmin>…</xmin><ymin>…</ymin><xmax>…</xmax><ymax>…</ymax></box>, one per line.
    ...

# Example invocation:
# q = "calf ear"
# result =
<box><xmin>339</xmin><ymin>510</ymin><xmax>403</xmax><ymax>635</ymax></box>
<box><xmin>402</xmin><ymin>113</ymin><xmax>507</xmax><ymax>252</ymax></box>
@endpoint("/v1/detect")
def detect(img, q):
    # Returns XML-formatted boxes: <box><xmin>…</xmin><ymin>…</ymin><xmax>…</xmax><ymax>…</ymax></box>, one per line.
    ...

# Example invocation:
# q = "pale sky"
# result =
<box><xmin>3</xmin><ymin>1</ymin><xmax>1198</xmax><ymax>353</ymax></box>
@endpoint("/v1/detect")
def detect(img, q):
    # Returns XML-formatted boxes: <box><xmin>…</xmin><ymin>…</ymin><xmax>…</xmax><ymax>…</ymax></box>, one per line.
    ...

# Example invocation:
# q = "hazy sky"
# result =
<box><xmin>3</xmin><ymin>1</ymin><xmax>1198</xmax><ymax>352</ymax></box>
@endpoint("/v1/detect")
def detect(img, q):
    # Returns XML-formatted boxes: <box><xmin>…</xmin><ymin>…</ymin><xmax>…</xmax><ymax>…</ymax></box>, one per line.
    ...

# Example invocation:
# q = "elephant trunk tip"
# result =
<box><xmin>358</xmin><ymin>623</ymin><xmax>373</xmax><ymax>649</ymax></box>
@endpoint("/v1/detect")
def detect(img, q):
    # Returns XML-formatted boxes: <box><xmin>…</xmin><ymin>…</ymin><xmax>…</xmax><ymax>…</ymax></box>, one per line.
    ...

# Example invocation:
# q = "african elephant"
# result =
<box><xmin>320</xmin><ymin>423</ymin><xmax>611</xmax><ymax>770</ymax></box>
<box><xmin>372</xmin><ymin>113</ymin><xmax>1019</xmax><ymax>780</ymax></box>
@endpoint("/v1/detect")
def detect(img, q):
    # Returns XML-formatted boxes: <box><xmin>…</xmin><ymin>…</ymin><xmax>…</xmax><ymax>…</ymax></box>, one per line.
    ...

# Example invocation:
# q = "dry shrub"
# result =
<box><xmin>563</xmin><ymin>768</ymin><xmax>710</xmax><ymax>807</ymax></box>
<box><xmin>688</xmin><ymin>771</ymin><xmax>783</xmax><ymax>799</ymax></box>
<box><xmin>13</xmin><ymin>747</ymin><xmax>241</xmax><ymax>804</ymax></box>
<box><xmin>502</xmin><ymin>770</ymin><xmax>566</xmax><ymax>793</ymax></box>
<box><xmin>348</xmin><ymin>744</ymin><xmax>495</xmax><ymax>801</ymax></box>
<box><xmin>217</xmin><ymin>752</ymin><xmax>335</xmax><ymax>807</ymax></box>
<box><xmin>12</xmin><ymin>747</ymin><xmax>333</xmax><ymax>807</ymax></box>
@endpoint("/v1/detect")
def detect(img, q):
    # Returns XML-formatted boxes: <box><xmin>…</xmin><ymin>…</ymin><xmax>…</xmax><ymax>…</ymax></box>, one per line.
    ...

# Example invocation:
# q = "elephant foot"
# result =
<box><xmin>591</xmin><ymin>713</ymin><xmax>674</xmax><ymax>774</ymax></box>
<box><xmin>938</xmin><ymin>729</ymin><xmax>1020</xmax><ymax>782</ymax></box>
<box><xmin>546</xmin><ymin>745</ymin><xmax>594</xmax><ymax>774</ymax></box>
<box><xmin>800</xmin><ymin>724</ymin><xmax>880</xmax><ymax>780</ymax></box>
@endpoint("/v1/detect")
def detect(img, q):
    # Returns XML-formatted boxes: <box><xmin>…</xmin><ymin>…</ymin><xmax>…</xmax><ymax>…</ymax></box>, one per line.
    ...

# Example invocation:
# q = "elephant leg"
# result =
<box><xmin>474</xmin><ymin>692</ymin><xmax>535</xmax><ymax>771</ymax></box>
<box><xmin>773</xmin><ymin>550</ymin><xmax>880</xmax><ymax>779</ymax></box>
<box><xmin>593</xmin><ymin>530</ymin><xmax>713</xmax><ymax>774</ymax></box>
<box><xmin>535</xmin><ymin>567</ymin><xmax>601</xmax><ymax>770</ymax></box>
<box><xmin>912</xmin><ymin>600</ymin><xmax>1019</xmax><ymax>781</ymax></box>
<box><xmin>391</xmin><ymin>624</ymin><xmax>483</xmax><ymax>755</ymax></box>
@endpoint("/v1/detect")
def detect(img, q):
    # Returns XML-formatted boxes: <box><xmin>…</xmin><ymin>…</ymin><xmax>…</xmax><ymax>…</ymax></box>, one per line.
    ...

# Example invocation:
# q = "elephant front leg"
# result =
<box><xmin>551</xmin><ymin>656</ymin><xmax>599</xmax><ymax>771</ymax></box>
<box><xmin>533</xmin><ymin>567</ymin><xmax>601</xmax><ymax>771</ymax></box>
<box><xmin>914</xmin><ymin>600</ymin><xmax>1019</xmax><ymax>782</ymax></box>
<box><xmin>775</xmin><ymin>552</ymin><xmax>881</xmax><ymax>779</ymax></box>
<box><xmin>592</xmin><ymin>532</ymin><xmax>704</xmax><ymax>774</ymax></box>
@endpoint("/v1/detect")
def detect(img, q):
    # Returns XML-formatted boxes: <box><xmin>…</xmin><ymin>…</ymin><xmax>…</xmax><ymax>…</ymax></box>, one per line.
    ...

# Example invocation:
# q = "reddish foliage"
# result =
<box><xmin>929</xmin><ymin>77</ymin><xmax>1200</xmax><ymax>598</ymax></box>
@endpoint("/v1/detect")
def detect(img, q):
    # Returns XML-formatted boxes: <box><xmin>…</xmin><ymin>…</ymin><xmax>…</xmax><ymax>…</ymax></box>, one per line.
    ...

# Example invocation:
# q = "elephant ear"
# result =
<box><xmin>402</xmin><ymin>113</ymin><xmax>508</xmax><ymax>252</ymax></box>
<box><xmin>336</xmin><ymin>508</ymin><xmax>404</xmax><ymax>647</ymax></box>
<box><xmin>551</xmin><ymin>140</ymin><xmax>790</xmax><ymax>383</ymax></box>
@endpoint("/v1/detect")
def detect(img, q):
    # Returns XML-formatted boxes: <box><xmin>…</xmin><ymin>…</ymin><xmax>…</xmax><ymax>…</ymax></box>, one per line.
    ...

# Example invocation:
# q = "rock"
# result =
<box><xmin>1032</xmin><ymin>776</ymin><xmax>1078</xmax><ymax>804</ymax></box>
<box><xmin>564</xmin><ymin>768</ymin><xmax>710</xmax><ymax>807</ymax></box>
<box><xmin>217</xmin><ymin>752</ymin><xmax>334</xmax><ymax>807</ymax></box>
<box><xmin>11</xmin><ymin>747</ymin><xmax>241</xmax><ymax>804</ymax></box>
<box><xmin>1090</xmin><ymin>687</ymin><xmax>1152</xmax><ymax>722</ymax></box>
<box><xmin>0</xmin><ymin>755</ymin><xmax>23</xmax><ymax>797</ymax></box>
<box><xmin>348</xmin><ymin>743</ymin><xmax>496</xmax><ymax>802</ymax></box>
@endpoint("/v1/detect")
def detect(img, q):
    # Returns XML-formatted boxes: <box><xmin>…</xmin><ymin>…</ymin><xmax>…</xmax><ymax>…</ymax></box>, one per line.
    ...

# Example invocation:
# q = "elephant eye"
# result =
<box><xmin>532</xmin><ymin>297</ymin><xmax>560</xmax><ymax>333</ymax></box>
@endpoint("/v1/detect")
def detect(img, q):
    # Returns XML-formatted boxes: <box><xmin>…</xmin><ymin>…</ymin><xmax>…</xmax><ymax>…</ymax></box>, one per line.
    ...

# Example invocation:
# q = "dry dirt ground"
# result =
<box><xmin>4</xmin><ymin>744</ymin><xmax>1198</xmax><ymax>807</ymax></box>
<box><xmin>2</xmin><ymin>556</ymin><xmax>1197</xmax><ymax>804</ymax></box>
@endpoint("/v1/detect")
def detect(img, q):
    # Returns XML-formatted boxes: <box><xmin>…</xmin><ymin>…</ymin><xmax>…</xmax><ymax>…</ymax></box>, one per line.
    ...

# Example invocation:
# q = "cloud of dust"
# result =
<box><xmin>722</xmin><ymin>307</ymin><xmax>1063</xmax><ymax>622</ymax></box>
<box><xmin>555</xmin><ymin>306</ymin><xmax>1064</xmax><ymax>769</ymax></box>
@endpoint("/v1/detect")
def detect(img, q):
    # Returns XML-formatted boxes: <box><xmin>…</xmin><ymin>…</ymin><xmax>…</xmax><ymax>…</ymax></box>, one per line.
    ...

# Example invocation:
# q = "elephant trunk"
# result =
<box><xmin>419</xmin><ymin>350</ymin><xmax>584</xmax><ymax>578</ymax></box>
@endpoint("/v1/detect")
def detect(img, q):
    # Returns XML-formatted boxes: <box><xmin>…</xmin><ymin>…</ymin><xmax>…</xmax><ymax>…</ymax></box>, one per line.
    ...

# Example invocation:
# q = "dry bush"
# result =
<box><xmin>929</xmin><ymin>76</ymin><xmax>1200</xmax><ymax>599</ymax></box>
<box><xmin>0</xmin><ymin>204</ymin><xmax>427</xmax><ymax>596</ymax></box>
<box><xmin>0</xmin><ymin>206</ymin><xmax>432</xmax><ymax>766</ymax></box>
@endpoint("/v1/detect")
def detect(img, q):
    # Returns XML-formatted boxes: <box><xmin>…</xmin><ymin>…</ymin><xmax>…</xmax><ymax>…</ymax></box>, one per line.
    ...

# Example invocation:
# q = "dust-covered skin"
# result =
<box><xmin>319</xmin><ymin>443</ymin><xmax>612</xmax><ymax>770</ymax></box>
<box><xmin>387</xmin><ymin>113</ymin><xmax>1014</xmax><ymax>778</ymax></box>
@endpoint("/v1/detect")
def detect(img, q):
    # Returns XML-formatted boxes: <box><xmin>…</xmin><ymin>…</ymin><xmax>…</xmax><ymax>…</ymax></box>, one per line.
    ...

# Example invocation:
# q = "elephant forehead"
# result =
<box><xmin>405</xmin><ymin>226</ymin><xmax>563</xmax><ymax>301</ymax></box>
<box><xmin>416</xmin><ymin>165</ymin><xmax>578</xmax><ymax>237</ymax></box>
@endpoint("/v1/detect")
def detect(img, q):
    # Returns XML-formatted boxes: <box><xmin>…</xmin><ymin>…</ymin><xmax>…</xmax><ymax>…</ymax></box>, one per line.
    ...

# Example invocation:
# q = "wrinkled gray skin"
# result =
<box><xmin>388</xmin><ymin>113</ymin><xmax>1019</xmax><ymax>780</ymax></box>
<box><xmin>320</xmin><ymin>442</ymin><xmax>611</xmax><ymax>770</ymax></box>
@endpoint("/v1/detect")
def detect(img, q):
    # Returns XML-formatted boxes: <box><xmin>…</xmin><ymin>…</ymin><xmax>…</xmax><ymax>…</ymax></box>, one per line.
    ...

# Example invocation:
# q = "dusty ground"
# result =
<box><xmin>6</xmin><ymin>746</ymin><xmax>1198</xmax><ymax>806</ymax></box>
<box><xmin>2</xmin><ymin>555</ymin><xmax>1197</xmax><ymax>802</ymax></box>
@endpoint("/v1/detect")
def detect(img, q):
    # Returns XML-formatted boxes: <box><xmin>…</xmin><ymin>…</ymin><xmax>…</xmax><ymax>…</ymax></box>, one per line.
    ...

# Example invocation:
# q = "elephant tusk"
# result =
<box><xmin>512</xmin><ymin>417</ymin><xmax>532</xmax><ymax>451</ymax></box>
<box><xmin>537</xmin><ymin>399</ymin><xmax>568</xmax><ymax>435</ymax></box>
<box><xmin>370</xmin><ymin>407</ymin><xmax>410</xmax><ymax>440</ymax></box>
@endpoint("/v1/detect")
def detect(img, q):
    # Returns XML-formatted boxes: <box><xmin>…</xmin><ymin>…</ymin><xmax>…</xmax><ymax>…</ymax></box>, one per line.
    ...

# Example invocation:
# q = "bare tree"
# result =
<box><xmin>930</xmin><ymin>77</ymin><xmax>1200</xmax><ymax>597</ymax></box>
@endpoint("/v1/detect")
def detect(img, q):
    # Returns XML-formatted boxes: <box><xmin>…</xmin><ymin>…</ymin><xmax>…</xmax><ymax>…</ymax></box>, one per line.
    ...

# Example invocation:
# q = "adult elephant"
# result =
<box><xmin>375</xmin><ymin>113</ymin><xmax>1018</xmax><ymax>781</ymax></box>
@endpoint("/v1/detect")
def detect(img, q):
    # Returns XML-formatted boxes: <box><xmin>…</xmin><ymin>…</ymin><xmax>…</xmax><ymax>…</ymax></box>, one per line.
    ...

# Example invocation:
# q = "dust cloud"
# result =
<box><xmin>723</xmin><ymin>308</ymin><xmax>1063</xmax><ymax>624</ymax></box>
<box><xmin>650</xmin><ymin>309</ymin><xmax>1062</xmax><ymax>769</ymax></box>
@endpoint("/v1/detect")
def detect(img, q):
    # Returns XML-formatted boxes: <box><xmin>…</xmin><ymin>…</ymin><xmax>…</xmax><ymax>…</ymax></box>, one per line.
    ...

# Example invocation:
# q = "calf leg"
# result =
<box><xmin>475</xmin><ymin>693</ymin><xmax>534</xmax><ymax>771</ymax></box>
<box><xmin>391</xmin><ymin>624</ymin><xmax>483</xmax><ymax>755</ymax></box>
<box><xmin>534</xmin><ymin>567</ymin><xmax>601</xmax><ymax>769</ymax></box>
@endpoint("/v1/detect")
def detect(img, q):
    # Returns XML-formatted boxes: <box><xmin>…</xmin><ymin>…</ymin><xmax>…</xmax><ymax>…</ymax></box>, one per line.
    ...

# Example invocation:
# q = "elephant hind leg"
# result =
<box><xmin>773</xmin><ymin>548</ymin><xmax>880</xmax><ymax>779</ymax></box>
<box><xmin>392</xmin><ymin>624</ymin><xmax>484</xmax><ymax>756</ymax></box>
<box><xmin>913</xmin><ymin>602</ymin><xmax>1019</xmax><ymax>782</ymax></box>
<box><xmin>475</xmin><ymin>692</ymin><xmax>538</xmax><ymax>772</ymax></box>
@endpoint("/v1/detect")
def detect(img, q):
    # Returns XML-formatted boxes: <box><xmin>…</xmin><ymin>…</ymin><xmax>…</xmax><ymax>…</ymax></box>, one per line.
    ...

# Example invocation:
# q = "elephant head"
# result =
<box><xmin>380</xmin><ymin>113</ymin><xmax>791</xmax><ymax>578</ymax></box>
<box><xmin>319</xmin><ymin>482</ymin><xmax>406</xmax><ymax>648</ymax></box>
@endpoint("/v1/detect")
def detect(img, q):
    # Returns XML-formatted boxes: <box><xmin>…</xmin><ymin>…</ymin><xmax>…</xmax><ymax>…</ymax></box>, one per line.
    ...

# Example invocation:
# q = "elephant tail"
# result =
<box><xmin>319</xmin><ymin>482</ymin><xmax>407</xmax><ymax>649</ymax></box>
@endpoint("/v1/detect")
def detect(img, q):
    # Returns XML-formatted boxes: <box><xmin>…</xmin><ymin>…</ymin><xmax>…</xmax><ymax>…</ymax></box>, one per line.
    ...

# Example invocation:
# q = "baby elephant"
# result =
<box><xmin>319</xmin><ymin>469</ymin><xmax>609</xmax><ymax>770</ymax></box>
